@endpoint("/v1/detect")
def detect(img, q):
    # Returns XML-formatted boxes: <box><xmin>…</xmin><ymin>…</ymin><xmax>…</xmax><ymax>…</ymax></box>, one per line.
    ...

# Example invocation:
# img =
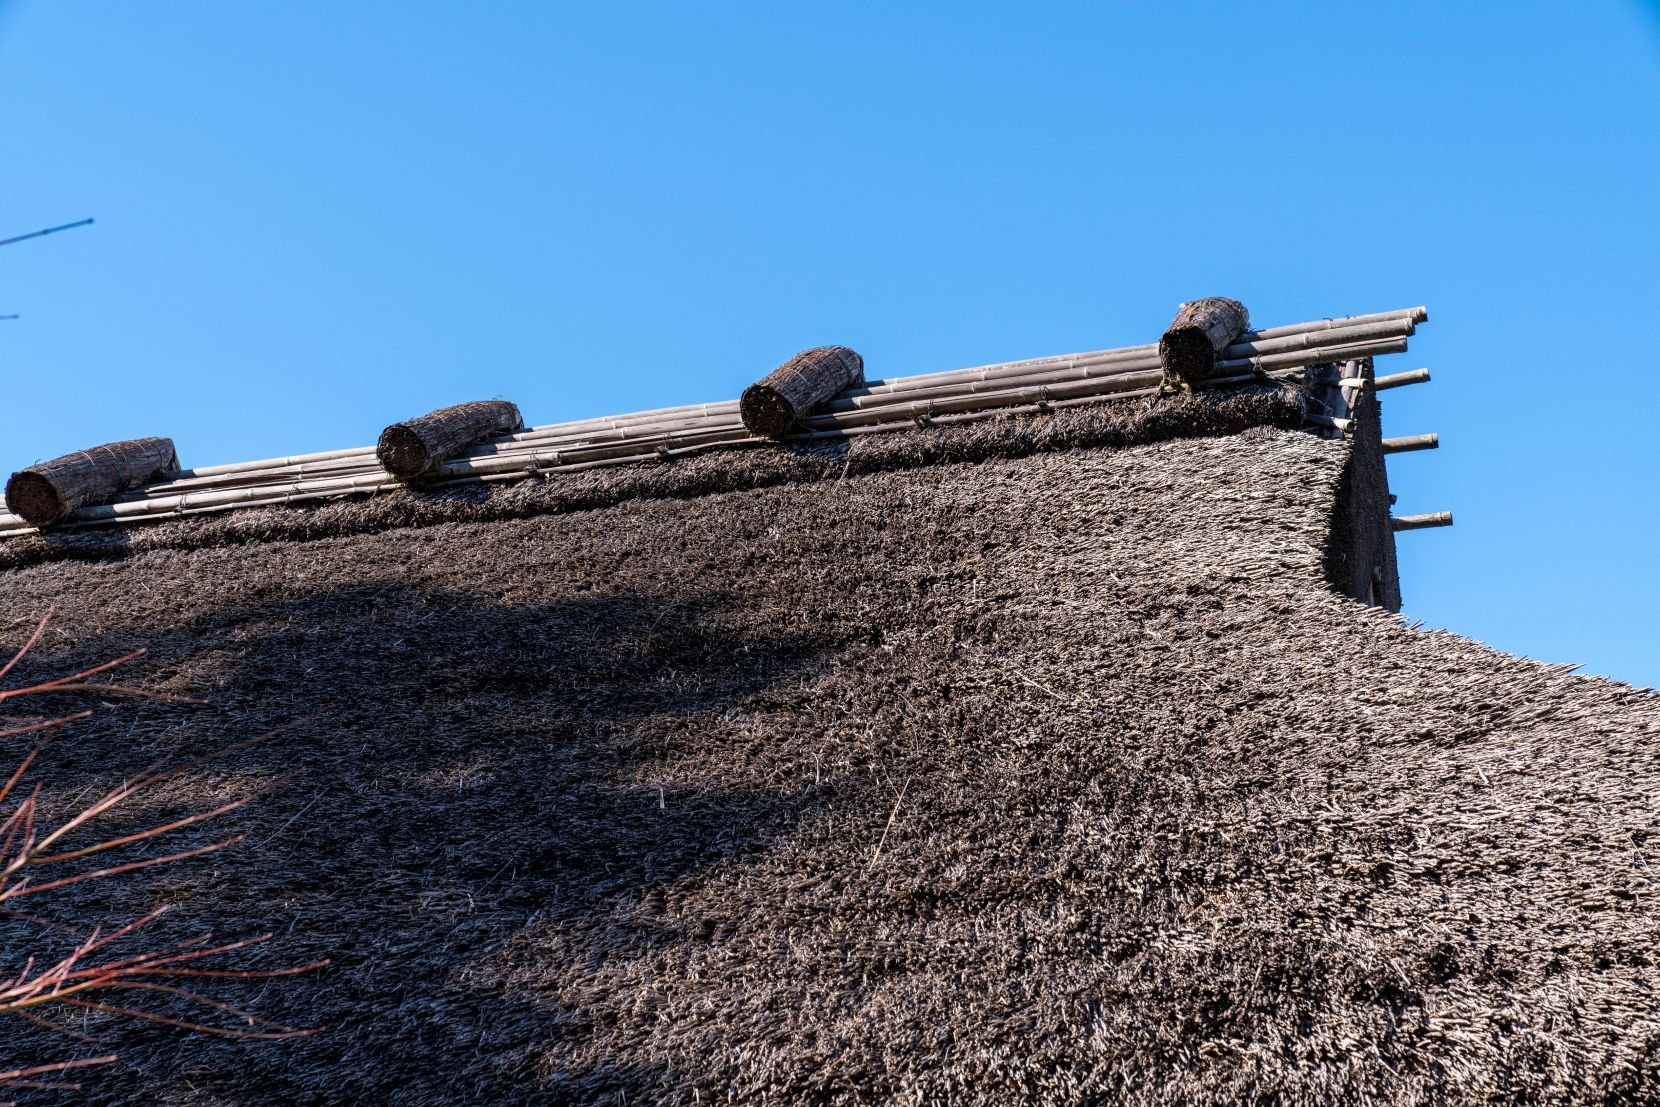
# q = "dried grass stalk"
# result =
<box><xmin>0</xmin><ymin>611</ymin><xmax>327</xmax><ymax>1093</ymax></box>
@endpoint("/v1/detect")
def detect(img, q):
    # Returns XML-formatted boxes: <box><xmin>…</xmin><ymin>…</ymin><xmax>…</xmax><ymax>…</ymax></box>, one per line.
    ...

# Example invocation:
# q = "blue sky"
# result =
<box><xmin>1</xmin><ymin>2</ymin><xmax>1656</xmax><ymax>683</ymax></box>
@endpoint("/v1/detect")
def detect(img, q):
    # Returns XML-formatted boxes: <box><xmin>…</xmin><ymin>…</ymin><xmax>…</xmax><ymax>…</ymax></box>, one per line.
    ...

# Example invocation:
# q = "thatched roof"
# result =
<box><xmin>3</xmin><ymin>317</ymin><xmax>1656</xmax><ymax>1104</ymax></box>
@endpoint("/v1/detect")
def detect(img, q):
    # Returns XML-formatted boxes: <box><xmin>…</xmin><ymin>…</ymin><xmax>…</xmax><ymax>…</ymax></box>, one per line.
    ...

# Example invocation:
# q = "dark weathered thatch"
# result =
<box><xmin>741</xmin><ymin>346</ymin><xmax>865</xmax><ymax>437</ymax></box>
<box><xmin>3</xmin><ymin>438</ymin><xmax>177</xmax><ymax>526</ymax></box>
<box><xmin>1160</xmin><ymin>297</ymin><xmax>1250</xmax><ymax>391</ymax></box>
<box><xmin>0</xmin><ymin>387</ymin><xmax>1307</xmax><ymax>574</ymax></box>
<box><xmin>0</xmin><ymin>386</ymin><xmax>1654</xmax><ymax>1106</ymax></box>
<box><xmin>377</xmin><ymin>400</ymin><xmax>523</xmax><ymax>478</ymax></box>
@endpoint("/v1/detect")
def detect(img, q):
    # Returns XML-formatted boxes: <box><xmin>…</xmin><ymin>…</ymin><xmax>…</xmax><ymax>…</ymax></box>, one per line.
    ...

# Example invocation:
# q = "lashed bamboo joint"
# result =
<box><xmin>377</xmin><ymin>400</ymin><xmax>523</xmax><ymax>479</ymax></box>
<box><xmin>3</xmin><ymin>437</ymin><xmax>178</xmax><ymax>527</ymax></box>
<box><xmin>740</xmin><ymin>346</ymin><xmax>865</xmax><ymax>438</ymax></box>
<box><xmin>1159</xmin><ymin>298</ymin><xmax>1251</xmax><ymax>391</ymax></box>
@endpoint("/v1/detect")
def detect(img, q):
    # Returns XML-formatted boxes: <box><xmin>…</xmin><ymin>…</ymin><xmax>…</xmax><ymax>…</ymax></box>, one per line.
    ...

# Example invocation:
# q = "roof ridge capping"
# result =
<box><xmin>0</xmin><ymin>302</ymin><xmax>1433</xmax><ymax>536</ymax></box>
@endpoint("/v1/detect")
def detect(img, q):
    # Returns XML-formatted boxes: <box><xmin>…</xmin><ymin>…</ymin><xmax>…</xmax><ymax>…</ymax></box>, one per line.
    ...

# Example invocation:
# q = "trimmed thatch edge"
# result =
<box><xmin>0</xmin><ymin>384</ymin><xmax>1312</xmax><ymax>574</ymax></box>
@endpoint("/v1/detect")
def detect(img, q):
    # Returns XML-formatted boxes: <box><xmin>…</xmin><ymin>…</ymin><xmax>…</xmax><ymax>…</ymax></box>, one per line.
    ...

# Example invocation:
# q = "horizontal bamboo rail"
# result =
<box><xmin>1391</xmin><ymin>512</ymin><xmax>1453</xmax><ymax>532</ymax></box>
<box><xmin>112</xmin><ymin>307</ymin><xmax>1423</xmax><ymax>486</ymax></box>
<box><xmin>51</xmin><ymin>336</ymin><xmax>1399</xmax><ymax>505</ymax></box>
<box><xmin>1382</xmin><ymin>434</ymin><xmax>1439</xmax><ymax>454</ymax></box>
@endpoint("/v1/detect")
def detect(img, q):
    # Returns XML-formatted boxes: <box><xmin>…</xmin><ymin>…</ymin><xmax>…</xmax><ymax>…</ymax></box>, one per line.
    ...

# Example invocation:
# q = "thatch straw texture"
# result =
<box><xmin>0</xmin><ymin>387</ymin><xmax>1307</xmax><ymax>573</ymax></box>
<box><xmin>0</xmin><ymin>396</ymin><xmax>1654</xmax><ymax>1105</ymax></box>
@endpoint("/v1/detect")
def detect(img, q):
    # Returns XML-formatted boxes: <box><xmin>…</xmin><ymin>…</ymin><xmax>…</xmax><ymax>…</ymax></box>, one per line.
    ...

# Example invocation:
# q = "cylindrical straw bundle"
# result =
<box><xmin>377</xmin><ymin>400</ymin><xmax>523</xmax><ymax>478</ymax></box>
<box><xmin>1159</xmin><ymin>298</ymin><xmax>1251</xmax><ymax>391</ymax></box>
<box><xmin>4</xmin><ymin>437</ymin><xmax>179</xmax><ymax>526</ymax></box>
<box><xmin>740</xmin><ymin>346</ymin><xmax>864</xmax><ymax>437</ymax></box>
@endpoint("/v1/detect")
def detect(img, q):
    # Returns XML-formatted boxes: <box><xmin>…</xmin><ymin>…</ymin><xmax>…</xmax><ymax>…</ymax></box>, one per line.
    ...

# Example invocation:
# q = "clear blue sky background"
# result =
<box><xmin>1</xmin><ymin>2</ymin><xmax>1656</xmax><ymax>683</ymax></box>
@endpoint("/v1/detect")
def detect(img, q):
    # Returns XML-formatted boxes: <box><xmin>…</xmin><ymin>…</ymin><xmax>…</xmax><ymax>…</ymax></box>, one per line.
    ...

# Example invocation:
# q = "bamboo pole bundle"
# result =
<box><xmin>377</xmin><ymin>400</ymin><xmax>523</xmax><ymax>478</ymax></box>
<box><xmin>239</xmin><ymin>325</ymin><xmax>1399</xmax><ymax>485</ymax></box>
<box><xmin>1392</xmin><ymin>512</ymin><xmax>1453</xmax><ymax>531</ymax></box>
<box><xmin>1159</xmin><ymin>298</ymin><xmax>1251</xmax><ymax>390</ymax></box>
<box><xmin>4</xmin><ymin>438</ymin><xmax>179</xmax><ymax>526</ymax></box>
<box><xmin>857</xmin><ymin>308</ymin><xmax>1422</xmax><ymax>396</ymax></box>
<box><xmin>155</xmin><ymin>400</ymin><xmax>745</xmax><ymax>486</ymax></box>
<box><xmin>0</xmin><ymin>344</ymin><xmax>1379</xmax><ymax>532</ymax></box>
<box><xmin>431</xmin><ymin>329</ymin><xmax>1403</xmax><ymax>469</ymax></box>
<box><xmin>109</xmin><ymin>307</ymin><xmax>1421</xmax><ymax>488</ymax></box>
<box><xmin>1382</xmin><ymin>434</ymin><xmax>1438</xmax><ymax>455</ymax></box>
<box><xmin>170</xmin><ymin>444</ymin><xmax>377</xmax><ymax>480</ymax></box>
<box><xmin>0</xmin><ymin>306</ymin><xmax>1427</xmax><ymax>536</ymax></box>
<box><xmin>740</xmin><ymin>347</ymin><xmax>865</xmax><ymax>437</ymax></box>
<box><xmin>825</xmin><ymin>322</ymin><xmax>1411</xmax><ymax>415</ymax></box>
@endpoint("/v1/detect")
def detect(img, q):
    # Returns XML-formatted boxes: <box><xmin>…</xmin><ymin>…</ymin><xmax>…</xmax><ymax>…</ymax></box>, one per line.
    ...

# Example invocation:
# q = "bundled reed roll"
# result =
<box><xmin>1159</xmin><ymin>298</ymin><xmax>1251</xmax><ymax>391</ymax></box>
<box><xmin>741</xmin><ymin>346</ymin><xmax>864</xmax><ymax>438</ymax></box>
<box><xmin>4</xmin><ymin>437</ymin><xmax>178</xmax><ymax>526</ymax></box>
<box><xmin>377</xmin><ymin>400</ymin><xmax>523</xmax><ymax>478</ymax></box>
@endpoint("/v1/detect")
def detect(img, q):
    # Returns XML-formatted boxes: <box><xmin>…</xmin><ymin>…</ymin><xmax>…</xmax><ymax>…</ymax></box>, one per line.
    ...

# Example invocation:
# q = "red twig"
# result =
<box><xmin>0</xmin><ymin>610</ymin><xmax>327</xmax><ymax>1086</ymax></box>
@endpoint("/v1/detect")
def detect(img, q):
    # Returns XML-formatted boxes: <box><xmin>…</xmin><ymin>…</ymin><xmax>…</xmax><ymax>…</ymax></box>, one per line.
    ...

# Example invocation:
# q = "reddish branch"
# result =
<box><xmin>0</xmin><ymin>609</ymin><xmax>327</xmax><ymax>1094</ymax></box>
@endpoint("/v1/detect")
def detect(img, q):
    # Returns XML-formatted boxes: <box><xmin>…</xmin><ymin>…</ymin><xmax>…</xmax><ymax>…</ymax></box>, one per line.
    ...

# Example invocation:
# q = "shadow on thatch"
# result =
<box><xmin>5</xmin><ymin>584</ymin><xmax>841</xmax><ymax>1104</ymax></box>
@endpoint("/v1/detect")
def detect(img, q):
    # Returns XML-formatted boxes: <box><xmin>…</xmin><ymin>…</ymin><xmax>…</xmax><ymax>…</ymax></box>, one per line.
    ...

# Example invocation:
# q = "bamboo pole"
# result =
<box><xmin>1391</xmin><ymin>512</ymin><xmax>1453</xmax><ymax>531</ymax></box>
<box><xmin>1303</xmin><ymin>413</ymin><xmax>1353</xmax><ymax>433</ymax></box>
<box><xmin>1373</xmin><ymin>368</ymin><xmax>1432</xmax><ymax>390</ymax></box>
<box><xmin>1382</xmin><ymin>434</ymin><xmax>1438</xmax><ymax>454</ymax></box>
